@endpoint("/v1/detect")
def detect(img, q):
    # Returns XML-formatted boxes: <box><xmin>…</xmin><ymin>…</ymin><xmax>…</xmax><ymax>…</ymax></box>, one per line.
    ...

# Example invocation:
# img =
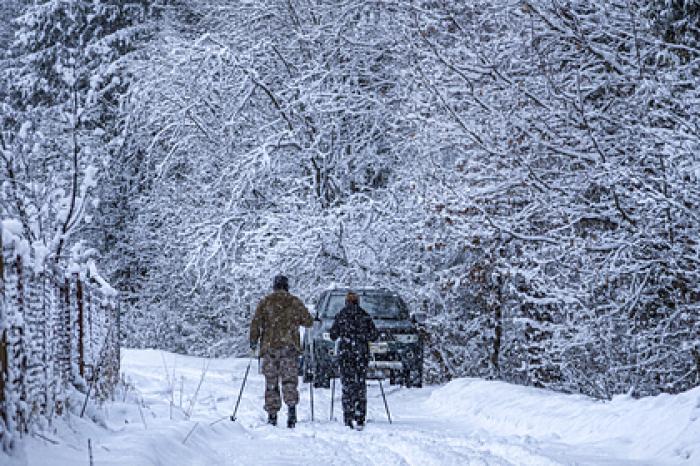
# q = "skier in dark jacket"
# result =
<box><xmin>329</xmin><ymin>291</ymin><xmax>379</xmax><ymax>430</ymax></box>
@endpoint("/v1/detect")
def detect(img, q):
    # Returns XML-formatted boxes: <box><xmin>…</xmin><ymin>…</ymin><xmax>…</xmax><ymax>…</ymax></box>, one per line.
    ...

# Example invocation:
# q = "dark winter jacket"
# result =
<box><xmin>329</xmin><ymin>303</ymin><xmax>379</xmax><ymax>368</ymax></box>
<box><xmin>250</xmin><ymin>290</ymin><xmax>313</xmax><ymax>355</ymax></box>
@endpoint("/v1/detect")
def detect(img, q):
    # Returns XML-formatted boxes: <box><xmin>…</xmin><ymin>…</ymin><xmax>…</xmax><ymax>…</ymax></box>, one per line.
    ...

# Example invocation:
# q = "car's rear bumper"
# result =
<box><xmin>367</xmin><ymin>360</ymin><xmax>404</xmax><ymax>379</ymax></box>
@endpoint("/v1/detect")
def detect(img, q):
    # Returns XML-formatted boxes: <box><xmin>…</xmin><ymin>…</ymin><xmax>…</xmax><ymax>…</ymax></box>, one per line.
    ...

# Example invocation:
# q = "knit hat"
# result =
<box><xmin>345</xmin><ymin>291</ymin><xmax>359</xmax><ymax>304</ymax></box>
<box><xmin>273</xmin><ymin>275</ymin><xmax>289</xmax><ymax>291</ymax></box>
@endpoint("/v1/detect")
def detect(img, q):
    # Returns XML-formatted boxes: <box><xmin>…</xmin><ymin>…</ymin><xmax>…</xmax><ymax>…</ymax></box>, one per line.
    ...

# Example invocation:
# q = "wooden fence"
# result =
<box><xmin>0</xmin><ymin>234</ymin><xmax>119</xmax><ymax>450</ymax></box>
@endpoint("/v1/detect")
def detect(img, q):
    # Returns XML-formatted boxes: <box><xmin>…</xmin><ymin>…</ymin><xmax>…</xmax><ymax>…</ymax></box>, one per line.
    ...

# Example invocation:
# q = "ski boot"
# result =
<box><xmin>287</xmin><ymin>406</ymin><xmax>296</xmax><ymax>428</ymax></box>
<box><xmin>267</xmin><ymin>412</ymin><xmax>277</xmax><ymax>426</ymax></box>
<box><xmin>344</xmin><ymin>413</ymin><xmax>354</xmax><ymax>429</ymax></box>
<box><xmin>355</xmin><ymin>418</ymin><xmax>365</xmax><ymax>431</ymax></box>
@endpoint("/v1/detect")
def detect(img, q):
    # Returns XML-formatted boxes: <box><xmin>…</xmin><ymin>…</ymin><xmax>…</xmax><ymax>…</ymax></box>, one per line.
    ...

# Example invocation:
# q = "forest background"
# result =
<box><xmin>2</xmin><ymin>0</ymin><xmax>699</xmax><ymax>400</ymax></box>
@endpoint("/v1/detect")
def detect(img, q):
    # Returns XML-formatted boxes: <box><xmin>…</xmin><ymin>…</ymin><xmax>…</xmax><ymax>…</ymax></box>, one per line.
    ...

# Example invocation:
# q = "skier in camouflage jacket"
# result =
<box><xmin>250</xmin><ymin>275</ymin><xmax>313</xmax><ymax>428</ymax></box>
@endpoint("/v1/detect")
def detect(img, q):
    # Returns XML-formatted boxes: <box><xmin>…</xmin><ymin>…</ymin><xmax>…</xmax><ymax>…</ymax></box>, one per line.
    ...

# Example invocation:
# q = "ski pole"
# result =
<box><xmin>230</xmin><ymin>356</ymin><xmax>253</xmax><ymax>422</ymax></box>
<box><xmin>310</xmin><ymin>377</ymin><xmax>315</xmax><ymax>422</ymax></box>
<box><xmin>378</xmin><ymin>379</ymin><xmax>392</xmax><ymax>424</ymax></box>
<box><xmin>330</xmin><ymin>376</ymin><xmax>335</xmax><ymax>421</ymax></box>
<box><xmin>309</xmin><ymin>340</ymin><xmax>315</xmax><ymax>422</ymax></box>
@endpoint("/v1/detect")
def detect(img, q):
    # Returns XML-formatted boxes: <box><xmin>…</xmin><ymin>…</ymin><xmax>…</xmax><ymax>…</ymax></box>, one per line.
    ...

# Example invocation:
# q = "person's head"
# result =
<box><xmin>345</xmin><ymin>291</ymin><xmax>359</xmax><ymax>306</ymax></box>
<box><xmin>273</xmin><ymin>275</ymin><xmax>289</xmax><ymax>292</ymax></box>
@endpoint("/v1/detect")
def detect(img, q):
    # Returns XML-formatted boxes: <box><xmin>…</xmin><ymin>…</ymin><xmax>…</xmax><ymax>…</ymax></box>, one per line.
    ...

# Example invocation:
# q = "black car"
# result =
<box><xmin>301</xmin><ymin>287</ymin><xmax>426</xmax><ymax>388</ymax></box>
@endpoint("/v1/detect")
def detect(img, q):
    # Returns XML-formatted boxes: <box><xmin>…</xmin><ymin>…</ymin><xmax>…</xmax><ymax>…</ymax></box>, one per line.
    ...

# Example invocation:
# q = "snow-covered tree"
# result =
<box><xmin>1</xmin><ymin>0</ymin><xmax>156</xmax><ymax>264</ymax></box>
<box><xmin>406</xmin><ymin>0</ymin><xmax>700</xmax><ymax>396</ymax></box>
<box><xmin>117</xmin><ymin>0</ymin><xmax>426</xmax><ymax>354</ymax></box>
<box><xmin>4</xmin><ymin>0</ymin><xmax>695</xmax><ymax>400</ymax></box>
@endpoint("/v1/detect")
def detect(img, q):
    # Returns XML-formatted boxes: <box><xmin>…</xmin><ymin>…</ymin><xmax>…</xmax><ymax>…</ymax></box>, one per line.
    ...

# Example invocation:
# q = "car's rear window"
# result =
<box><xmin>320</xmin><ymin>293</ymin><xmax>408</xmax><ymax>319</ymax></box>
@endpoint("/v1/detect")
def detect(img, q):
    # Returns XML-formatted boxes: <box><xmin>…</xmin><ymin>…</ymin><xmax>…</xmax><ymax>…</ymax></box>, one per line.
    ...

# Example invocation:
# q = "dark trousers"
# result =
<box><xmin>340</xmin><ymin>363</ymin><xmax>367</xmax><ymax>423</ymax></box>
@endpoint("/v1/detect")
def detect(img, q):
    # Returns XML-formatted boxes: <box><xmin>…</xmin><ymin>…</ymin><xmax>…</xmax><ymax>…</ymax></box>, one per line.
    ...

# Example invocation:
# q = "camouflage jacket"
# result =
<box><xmin>250</xmin><ymin>290</ymin><xmax>313</xmax><ymax>355</ymax></box>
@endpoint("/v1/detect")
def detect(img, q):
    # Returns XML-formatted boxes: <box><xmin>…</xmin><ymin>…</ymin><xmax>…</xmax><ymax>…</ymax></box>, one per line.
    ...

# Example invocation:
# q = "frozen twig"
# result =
<box><xmin>137</xmin><ymin>400</ymin><xmax>148</xmax><ymax>429</ymax></box>
<box><xmin>33</xmin><ymin>432</ymin><xmax>60</xmax><ymax>445</ymax></box>
<box><xmin>88</xmin><ymin>438</ymin><xmax>94</xmax><ymax>466</ymax></box>
<box><xmin>186</xmin><ymin>361</ymin><xmax>210</xmax><ymax>419</ymax></box>
<box><xmin>182</xmin><ymin>422</ymin><xmax>199</xmax><ymax>444</ymax></box>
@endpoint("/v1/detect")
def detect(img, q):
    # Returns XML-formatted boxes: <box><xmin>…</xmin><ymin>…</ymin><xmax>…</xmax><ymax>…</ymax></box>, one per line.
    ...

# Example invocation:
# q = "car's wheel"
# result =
<box><xmin>312</xmin><ymin>360</ymin><xmax>331</xmax><ymax>388</ymax></box>
<box><xmin>404</xmin><ymin>367</ymin><xmax>423</xmax><ymax>388</ymax></box>
<box><xmin>313</xmin><ymin>370</ymin><xmax>330</xmax><ymax>388</ymax></box>
<box><xmin>389</xmin><ymin>371</ymin><xmax>398</xmax><ymax>385</ymax></box>
<box><xmin>408</xmin><ymin>370</ymin><xmax>422</xmax><ymax>388</ymax></box>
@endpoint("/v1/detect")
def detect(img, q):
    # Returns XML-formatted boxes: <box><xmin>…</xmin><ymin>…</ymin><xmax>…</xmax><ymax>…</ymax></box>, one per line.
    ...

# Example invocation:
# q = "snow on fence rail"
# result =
<box><xmin>0</xmin><ymin>232</ymin><xmax>120</xmax><ymax>451</ymax></box>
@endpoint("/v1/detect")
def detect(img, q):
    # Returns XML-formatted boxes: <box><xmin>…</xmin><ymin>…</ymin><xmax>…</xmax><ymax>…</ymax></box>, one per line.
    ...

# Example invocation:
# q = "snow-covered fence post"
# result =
<box><xmin>26</xmin><ymin>265</ymin><xmax>45</xmax><ymax>424</ymax></box>
<box><xmin>76</xmin><ymin>274</ymin><xmax>85</xmax><ymax>379</ymax></box>
<box><xmin>0</xmin><ymin>234</ymin><xmax>8</xmax><ymax>450</ymax></box>
<box><xmin>50</xmin><ymin>275</ymin><xmax>70</xmax><ymax>417</ymax></box>
<box><xmin>95</xmin><ymin>294</ymin><xmax>106</xmax><ymax>399</ymax></box>
<box><xmin>0</xmin><ymin>236</ymin><xmax>26</xmax><ymax>451</ymax></box>
<box><xmin>110</xmin><ymin>301</ymin><xmax>120</xmax><ymax>393</ymax></box>
<box><xmin>59</xmin><ymin>277</ymin><xmax>72</xmax><ymax>385</ymax></box>
<box><xmin>94</xmin><ymin>288</ymin><xmax>103</xmax><ymax>398</ymax></box>
<box><xmin>69</xmin><ymin>274</ymin><xmax>83</xmax><ymax>388</ymax></box>
<box><xmin>0</xmin><ymin>230</ymin><xmax>121</xmax><ymax>444</ymax></box>
<box><xmin>86</xmin><ymin>285</ymin><xmax>120</xmax><ymax>402</ymax></box>
<box><xmin>13</xmin><ymin>256</ymin><xmax>29</xmax><ymax>435</ymax></box>
<box><xmin>109</xmin><ymin>299</ymin><xmax>120</xmax><ymax>396</ymax></box>
<box><xmin>42</xmin><ymin>269</ymin><xmax>56</xmax><ymax>424</ymax></box>
<box><xmin>87</xmin><ymin>284</ymin><xmax>94</xmax><ymax>374</ymax></box>
<box><xmin>115</xmin><ymin>301</ymin><xmax>120</xmax><ymax>390</ymax></box>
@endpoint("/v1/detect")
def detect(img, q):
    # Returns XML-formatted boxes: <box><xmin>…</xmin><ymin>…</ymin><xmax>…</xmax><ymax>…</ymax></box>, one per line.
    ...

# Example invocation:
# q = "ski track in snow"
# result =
<box><xmin>9</xmin><ymin>349</ymin><xmax>694</xmax><ymax>466</ymax></box>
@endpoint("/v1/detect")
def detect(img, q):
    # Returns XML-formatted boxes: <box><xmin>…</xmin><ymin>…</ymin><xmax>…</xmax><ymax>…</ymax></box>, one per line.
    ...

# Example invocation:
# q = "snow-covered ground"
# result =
<box><xmin>4</xmin><ymin>349</ymin><xmax>699</xmax><ymax>465</ymax></box>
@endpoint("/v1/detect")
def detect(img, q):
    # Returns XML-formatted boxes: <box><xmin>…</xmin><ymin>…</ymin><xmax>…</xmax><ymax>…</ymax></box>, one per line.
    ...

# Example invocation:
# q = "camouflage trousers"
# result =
<box><xmin>262</xmin><ymin>346</ymin><xmax>299</xmax><ymax>414</ymax></box>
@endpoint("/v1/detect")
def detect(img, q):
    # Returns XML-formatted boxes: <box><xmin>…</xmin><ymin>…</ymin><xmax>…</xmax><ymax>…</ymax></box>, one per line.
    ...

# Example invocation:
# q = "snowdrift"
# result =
<box><xmin>425</xmin><ymin>378</ymin><xmax>700</xmax><ymax>464</ymax></box>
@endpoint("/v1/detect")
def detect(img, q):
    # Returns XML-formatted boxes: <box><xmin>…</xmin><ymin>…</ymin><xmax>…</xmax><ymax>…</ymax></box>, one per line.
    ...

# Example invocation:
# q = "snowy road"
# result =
<box><xmin>11</xmin><ymin>349</ymin><xmax>698</xmax><ymax>465</ymax></box>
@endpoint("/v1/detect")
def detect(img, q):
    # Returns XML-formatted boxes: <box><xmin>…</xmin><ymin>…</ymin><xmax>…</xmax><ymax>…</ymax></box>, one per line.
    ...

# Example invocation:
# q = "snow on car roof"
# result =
<box><xmin>324</xmin><ymin>286</ymin><xmax>395</xmax><ymax>294</ymax></box>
